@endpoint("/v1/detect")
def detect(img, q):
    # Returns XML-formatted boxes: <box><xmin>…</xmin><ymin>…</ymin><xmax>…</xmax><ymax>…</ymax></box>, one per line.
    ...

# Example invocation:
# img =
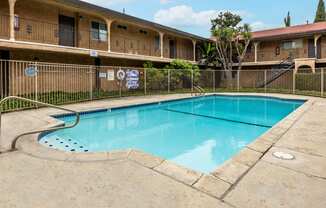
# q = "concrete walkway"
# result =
<box><xmin>1</xmin><ymin>94</ymin><xmax>326</xmax><ymax>208</ymax></box>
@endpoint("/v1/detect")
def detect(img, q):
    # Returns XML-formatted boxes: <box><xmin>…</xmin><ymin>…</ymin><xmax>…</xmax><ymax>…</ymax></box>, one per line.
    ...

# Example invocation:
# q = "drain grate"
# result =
<box><xmin>272</xmin><ymin>151</ymin><xmax>295</xmax><ymax>160</ymax></box>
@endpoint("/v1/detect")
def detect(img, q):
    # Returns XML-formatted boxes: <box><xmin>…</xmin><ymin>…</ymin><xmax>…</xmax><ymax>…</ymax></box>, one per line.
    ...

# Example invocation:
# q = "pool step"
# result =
<box><xmin>42</xmin><ymin>136</ymin><xmax>89</xmax><ymax>152</ymax></box>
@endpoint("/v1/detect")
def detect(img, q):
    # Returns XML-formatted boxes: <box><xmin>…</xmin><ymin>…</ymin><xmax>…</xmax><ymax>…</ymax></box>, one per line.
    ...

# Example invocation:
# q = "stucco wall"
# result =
<box><xmin>244</xmin><ymin>37</ymin><xmax>326</xmax><ymax>62</ymax></box>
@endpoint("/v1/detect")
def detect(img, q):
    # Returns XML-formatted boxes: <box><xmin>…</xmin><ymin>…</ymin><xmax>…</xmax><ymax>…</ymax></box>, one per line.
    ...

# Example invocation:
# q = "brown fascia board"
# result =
<box><xmin>53</xmin><ymin>0</ymin><xmax>210</xmax><ymax>42</ymax></box>
<box><xmin>252</xmin><ymin>30</ymin><xmax>326</xmax><ymax>42</ymax></box>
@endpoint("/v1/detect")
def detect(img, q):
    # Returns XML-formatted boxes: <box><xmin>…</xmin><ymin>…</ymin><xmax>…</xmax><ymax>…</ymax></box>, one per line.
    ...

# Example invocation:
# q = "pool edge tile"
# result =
<box><xmin>212</xmin><ymin>159</ymin><xmax>250</xmax><ymax>185</ymax></box>
<box><xmin>154</xmin><ymin>160</ymin><xmax>202</xmax><ymax>186</ymax></box>
<box><xmin>193</xmin><ymin>174</ymin><xmax>231</xmax><ymax>199</ymax></box>
<box><xmin>128</xmin><ymin>150</ymin><xmax>165</xmax><ymax>169</ymax></box>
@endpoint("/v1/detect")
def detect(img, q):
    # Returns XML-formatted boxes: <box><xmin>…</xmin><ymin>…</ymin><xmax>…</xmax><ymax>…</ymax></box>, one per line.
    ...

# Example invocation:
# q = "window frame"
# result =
<box><xmin>91</xmin><ymin>21</ymin><xmax>108</xmax><ymax>42</ymax></box>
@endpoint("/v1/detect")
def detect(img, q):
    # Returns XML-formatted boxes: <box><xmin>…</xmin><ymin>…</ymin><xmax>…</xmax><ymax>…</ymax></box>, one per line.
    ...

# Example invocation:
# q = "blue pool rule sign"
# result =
<box><xmin>25</xmin><ymin>66</ymin><xmax>38</xmax><ymax>77</ymax></box>
<box><xmin>126</xmin><ymin>69</ymin><xmax>139</xmax><ymax>89</ymax></box>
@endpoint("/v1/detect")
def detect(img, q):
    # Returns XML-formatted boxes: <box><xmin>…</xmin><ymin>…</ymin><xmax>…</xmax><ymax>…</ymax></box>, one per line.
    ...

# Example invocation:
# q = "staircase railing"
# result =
<box><xmin>192</xmin><ymin>85</ymin><xmax>206</xmax><ymax>96</ymax></box>
<box><xmin>0</xmin><ymin>96</ymin><xmax>80</xmax><ymax>151</ymax></box>
<box><xmin>257</xmin><ymin>57</ymin><xmax>294</xmax><ymax>88</ymax></box>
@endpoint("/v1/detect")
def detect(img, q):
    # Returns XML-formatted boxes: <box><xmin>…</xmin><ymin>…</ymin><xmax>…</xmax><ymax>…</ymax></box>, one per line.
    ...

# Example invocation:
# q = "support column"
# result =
<box><xmin>254</xmin><ymin>42</ymin><xmax>260</xmax><ymax>63</ymax></box>
<box><xmin>9</xmin><ymin>0</ymin><xmax>17</xmax><ymax>41</ymax></box>
<box><xmin>192</xmin><ymin>40</ymin><xmax>197</xmax><ymax>62</ymax></box>
<box><xmin>314</xmin><ymin>34</ymin><xmax>321</xmax><ymax>59</ymax></box>
<box><xmin>105</xmin><ymin>19</ymin><xmax>114</xmax><ymax>52</ymax></box>
<box><xmin>159</xmin><ymin>32</ymin><xmax>164</xmax><ymax>58</ymax></box>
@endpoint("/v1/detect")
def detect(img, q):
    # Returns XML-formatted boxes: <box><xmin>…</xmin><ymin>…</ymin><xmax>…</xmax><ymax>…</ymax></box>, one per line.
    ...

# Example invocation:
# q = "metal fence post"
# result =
<box><xmin>321</xmin><ymin>68</ymin><xmax>324</xmax><ymax>97</ymax></box>
<box><xmin>168</xmin><ymin>69</ymin><xmax>170</xmax><ymax>94</ymax></box>
<box><xmin>237</xmin><ymin>70</ymin><xmax>240</xmax><ymax>92</ymax></box>
<box><xmin>144</xmin><ymin>68</ymin><xmax>147</xmax><ymax>95</ymax></box>
<box><xmin>34</xmin><ymin>62</ymin><xmax>38</xmax><ymax>102</ymax></box>
<box><xmin>89</xmin><ymin>66</ymin><xmax>93</xmax><ymax>100</ymax></box>
<box><xmin>119</xmin><ymin>67</ymin><xmax>122</xmax><ymax>97</ymax></box>
<box><xmin>264</xmin><ymin>70</ymin><xmax>267</xmax><ymax>93</ymax></box>
<box><xmin>213</xmin><ymin>70</ymin><xmax>216</xmax><ymax>92</ymax></box>
<box><xmin>293</xmin><ymin>69</ymin><xmax>296</xmax><ymax>94</ymax></box>
<box><xmin>191</xmin><ymin>69</ymin><xmax>194</xmax><ymax>93</ymax></box>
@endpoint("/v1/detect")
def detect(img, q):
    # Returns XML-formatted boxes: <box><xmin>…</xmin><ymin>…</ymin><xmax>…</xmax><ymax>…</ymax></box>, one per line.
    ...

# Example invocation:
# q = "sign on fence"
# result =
<box><xmin>117</xmin><ymin>69</ymin><xmax>126</xmax><ymax>80</ymax></box>
<box><xmin>99</xmin><ymin>72</ymin><xmax>107</xmax><ymax>78</ymax></box>
<box><xmin>24</xmin><ymin>66</ymin><xmax>38</xmax><ymax>77</ymax></box>
<box><xmin>107</xmin><ymin>70</ymin><xmax>115</xmax><ymax>81</ymax></box>
<box><xmin>126</xmin><ymin>69</ymin><xmax>139</xmax><ymax>89</ymax></box>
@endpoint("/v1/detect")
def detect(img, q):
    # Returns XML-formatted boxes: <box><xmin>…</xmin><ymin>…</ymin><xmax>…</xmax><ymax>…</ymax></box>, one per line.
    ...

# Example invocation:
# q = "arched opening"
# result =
<box><xmin>297</xmin><ymin>65</ymin><xmax>314</xmax><ymax>74</ymax></box>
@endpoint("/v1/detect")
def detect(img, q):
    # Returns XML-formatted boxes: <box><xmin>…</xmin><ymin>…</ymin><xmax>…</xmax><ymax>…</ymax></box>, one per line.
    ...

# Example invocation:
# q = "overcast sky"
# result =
<box><xmin>81</xmin><ymin>0</ymin><xmax>318</xmax><ymax>38</ymax></box>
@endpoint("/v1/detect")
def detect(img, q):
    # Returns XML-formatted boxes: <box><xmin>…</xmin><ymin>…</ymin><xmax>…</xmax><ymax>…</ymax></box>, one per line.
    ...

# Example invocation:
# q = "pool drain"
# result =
<box><xmin>272</xmin><ymin>151</ymin><xmax>295</xmax><ymax>160</ymax></box>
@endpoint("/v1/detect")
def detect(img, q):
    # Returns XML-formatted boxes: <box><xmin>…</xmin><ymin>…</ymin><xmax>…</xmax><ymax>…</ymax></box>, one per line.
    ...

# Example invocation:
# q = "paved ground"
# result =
<box><xmin>1</xmin><ymin>93</ymin><xmax>326</xmax><ymax>208</ymax></box>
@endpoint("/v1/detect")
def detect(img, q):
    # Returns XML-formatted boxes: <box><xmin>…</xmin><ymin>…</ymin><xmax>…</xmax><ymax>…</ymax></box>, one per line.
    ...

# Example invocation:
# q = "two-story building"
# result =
<box><xmin>244</xmin><ymin>22</ymin><xmax>326</xmax><ymax>72</ymax></box>
<box><xmin>0</xmin><ymin>0</ymin><xmax>208</xmax><ymax>67</ymax></box>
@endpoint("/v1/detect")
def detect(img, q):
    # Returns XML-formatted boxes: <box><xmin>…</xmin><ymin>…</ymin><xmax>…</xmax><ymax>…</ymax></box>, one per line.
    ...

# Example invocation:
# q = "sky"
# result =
<box><xmin>81</xmin><ymin>0</ymin><xmax>319</xmax><ymax>38</ymax></box>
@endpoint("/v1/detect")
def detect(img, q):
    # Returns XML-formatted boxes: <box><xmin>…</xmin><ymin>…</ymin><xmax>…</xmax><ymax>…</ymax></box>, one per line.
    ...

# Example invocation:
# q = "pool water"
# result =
<box><xmin>40</xmin><ymin>95</ymin><xmax>304</xmax><ymax>173</ymax></box>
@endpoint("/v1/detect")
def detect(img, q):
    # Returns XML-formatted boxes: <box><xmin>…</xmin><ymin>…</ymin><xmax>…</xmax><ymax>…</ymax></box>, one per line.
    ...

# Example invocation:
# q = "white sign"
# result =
<box><xmin>25</xmin><ymin>66</ymin><xmax>38</xmax><ymax>77</ymax></box>
<box><xmin>126</xmin><ymin>69</ymin><xmax>139</xmax><ymax>89</ymax></box>
<box><xmin>107</xmin><ymin>70</ymin><xmax>115</xmax><ymax>81</ymax></box>
<box><xmin>90</xmin><ymin>50</ymin><xmax>98</xmax><ymax>57</ymax></box>
<box><xmin>117</xmin><ymin>69</ymin><xmax>126</xmax><ymax>81</ymax></box>
<box><xmin>99</xmin><ymin>72</ymin><xmax>107</xmax><ymax>78</ymax></box>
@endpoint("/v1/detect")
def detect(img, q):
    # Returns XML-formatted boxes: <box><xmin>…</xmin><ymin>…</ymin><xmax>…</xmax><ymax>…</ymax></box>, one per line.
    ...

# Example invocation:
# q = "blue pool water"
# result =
<box><xmin>40</xmin><ymin>95</ymin><xmax>304</xmax><ymax>173</ymax></box>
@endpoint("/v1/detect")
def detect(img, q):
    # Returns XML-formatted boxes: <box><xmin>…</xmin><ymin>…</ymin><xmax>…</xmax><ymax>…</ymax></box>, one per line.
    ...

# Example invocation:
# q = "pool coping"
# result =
<box><xmin>15</xmin><ymin>93</ymin><xmax>314</xmax><ymax>199</ymax></box>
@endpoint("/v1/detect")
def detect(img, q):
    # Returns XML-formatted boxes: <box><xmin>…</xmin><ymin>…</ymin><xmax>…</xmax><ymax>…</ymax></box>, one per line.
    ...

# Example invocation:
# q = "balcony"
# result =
<box><xmin>0</xmin><ymin>13</ymin><xmax>197</xmax><ymax>63</ymax></box>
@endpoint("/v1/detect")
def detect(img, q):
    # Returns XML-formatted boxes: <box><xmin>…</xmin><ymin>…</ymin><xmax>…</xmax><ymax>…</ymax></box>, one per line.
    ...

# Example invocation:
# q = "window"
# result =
<box><xmin>139</xmin><ymin>29</ymin><xmax>148</xmax><ymax>35</ymax></box>
<box><xmin>117</xmin><ymin>25</ymin><xmax>127</xmax><ymax>30</ymax></box>
<box><xmin>91</xmin><ymin>21</ymin><xmax>107</xmax><ymax>41</ymax></box>
<box><xmin>154</xmin><ymin>36</ymin><xmax>160</xmax><ymax>50</ymax></box>
<box><xmin>282</xmin><ymin>39</ymin><xmax>303</xmax><ymax>49</ymax></box>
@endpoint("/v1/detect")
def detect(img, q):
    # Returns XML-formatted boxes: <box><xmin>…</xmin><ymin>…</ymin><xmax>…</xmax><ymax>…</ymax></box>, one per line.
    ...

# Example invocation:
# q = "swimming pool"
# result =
<box><xmin>39</xmin><ymin>95</ymin><xmax>304</xmax><ymax>173</ymax></box>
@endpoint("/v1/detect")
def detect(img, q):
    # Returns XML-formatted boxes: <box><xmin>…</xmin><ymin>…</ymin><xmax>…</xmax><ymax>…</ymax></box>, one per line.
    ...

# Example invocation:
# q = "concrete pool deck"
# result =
<box><xmin>0</xmin><ymin>93</ymin><xmax>326</xmax><ymax>208</ymax></box>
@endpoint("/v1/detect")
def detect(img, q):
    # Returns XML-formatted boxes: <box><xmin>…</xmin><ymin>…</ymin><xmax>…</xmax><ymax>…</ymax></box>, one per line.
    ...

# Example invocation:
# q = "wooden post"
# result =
<box><xmin>9</xmin><ymin>0</ymin><xmax>17</xmax><ymax>41</ymax></box>
<box><xmin>192</xmin><ymin>40</ymin><xmax>196</xmax><ymax>62</ymax></box>
<box><xmin>254</xmin><ymin>42</ymin><xmax>259</xmax><ymax>63</ymax></box>
<box><xmin>106</xmin><ymin>19</ymin><xmax>113</xmax><ymax>52</ymax></box>
<box><xmin>314</xmin><ymin>34</ymin><xmax>321</xmax><ymax>59</ymax></box>
<box><xmin>160</xmin><ymin>32</ymin><xmax>164</xmax><ymax>58</ymax></box>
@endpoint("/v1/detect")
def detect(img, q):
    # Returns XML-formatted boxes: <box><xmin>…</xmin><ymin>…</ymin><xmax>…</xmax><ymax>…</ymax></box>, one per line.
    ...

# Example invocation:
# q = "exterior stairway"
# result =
<box><xmin>257</xmin><ymin>57</ymin><xmax>294</xmax><ymax>88</ymax></box>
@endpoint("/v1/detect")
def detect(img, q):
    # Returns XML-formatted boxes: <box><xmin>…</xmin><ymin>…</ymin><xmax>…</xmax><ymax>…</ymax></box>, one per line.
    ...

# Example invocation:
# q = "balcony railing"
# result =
<box><xmin>245</xmin><ymin>49</ymin><xmax>308</xmax><ymax>63</ymax></box>
<box><xmin>13</xmin><ymin>16</ymin><xmax>108</xmax><ymax>51</ymax></box>
<box><xmin>0</xmin><ymin>14</ymin><xmax>195</xmax><ymax>61</ymax></box>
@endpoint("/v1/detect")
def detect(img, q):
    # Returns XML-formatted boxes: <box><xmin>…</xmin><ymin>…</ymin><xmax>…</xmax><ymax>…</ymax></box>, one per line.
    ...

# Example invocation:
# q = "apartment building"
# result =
<box><xmin>244</xmin><ymin>22</ymin><xmax>326</xmax><ymax>72</ymax></box>
<box><xmin>0</xmin><ymin>0</ymin><xmax>208</xmax><ymax>66</ymax></box>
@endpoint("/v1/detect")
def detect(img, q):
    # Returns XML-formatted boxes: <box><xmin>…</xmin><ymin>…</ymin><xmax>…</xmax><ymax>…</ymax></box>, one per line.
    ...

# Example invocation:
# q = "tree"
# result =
<box><xmin>164</xmin><ymin>59</ymin><xmax>200</xmax><ymax>89</ymax></box>
<box><xmin>284</xmin><ymin>12</ymin><xmax>291</xmax><ymax>27</ymax></box>
<box><xmin>315</xmin><ymin>0</ymin><xmax>326</xmax><ymax>22</ymax></box>
<box><xmin>199</xmin><ymin>42</ymin><xmax>217</xmax><ymax>66</ymax></box>
<box><xmin>211</xmin><ymin>12</ymin><xmax>252</xmax><ymax>81</ymax></box>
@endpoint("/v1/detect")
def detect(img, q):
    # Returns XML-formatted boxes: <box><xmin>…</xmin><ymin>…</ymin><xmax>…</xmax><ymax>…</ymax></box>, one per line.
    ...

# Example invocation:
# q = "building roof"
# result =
<box><xmin>252</xmin><ymin>22</ymin><xmax>326</xmax><ymax>40</ymax></box>
<box><xmin>52</xmin><ymin>0</ymin><xmax>209</xmax><ymax>41</ymax></box>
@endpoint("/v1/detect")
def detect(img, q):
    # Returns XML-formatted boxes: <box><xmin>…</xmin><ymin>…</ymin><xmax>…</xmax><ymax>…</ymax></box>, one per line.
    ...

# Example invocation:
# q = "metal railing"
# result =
<box><xmin>0</xmin><ymin>96</ymin><xmax>80</xmax><ymax>151</ymax></box>
<box><xmin>0</xmin><ymin>14</ymin><xmax>195</xmax><ymax>60</ymax></box>
<box><xmin>0</xmin><ymin>59</ymin><xmax>325</xmax><ymax>112</ymax></box>
<box><xmin>192</xmin><ymin>85</ymin><xmax>206</xmax><ymax>96</ymax></box>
